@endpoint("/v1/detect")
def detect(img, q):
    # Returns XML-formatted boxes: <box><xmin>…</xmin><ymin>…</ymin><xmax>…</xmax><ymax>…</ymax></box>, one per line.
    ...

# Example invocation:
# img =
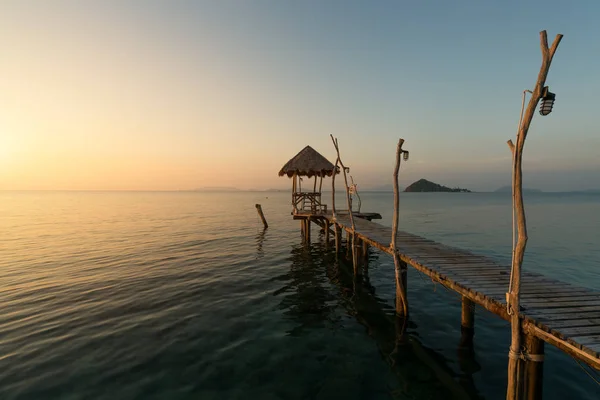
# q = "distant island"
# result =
<box><xmin>193</xmin><ymin>186</ymin><xmax>240</xmax><ymax>192</ymax></box>
<box><xmin>494</xmin><ymin>186</ymin><xmax>542</xmax><ymax>193</ymax></box>
<box><xmin>404</xmin><ymin>179</ymin><xmax>471</xmax><ymax>193</ymax></box>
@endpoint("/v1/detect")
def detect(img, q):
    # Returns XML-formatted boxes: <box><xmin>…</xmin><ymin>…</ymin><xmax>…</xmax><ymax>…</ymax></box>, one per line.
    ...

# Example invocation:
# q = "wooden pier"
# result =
<box><xmin>278</xmin><ymin>128</ymin><xmax>599</xmax><ymax>398</ymax></box>
<box><xmin>295</xmin><ymin>209</ymin><xmax>600</xmax><ymax>391</ymax></box>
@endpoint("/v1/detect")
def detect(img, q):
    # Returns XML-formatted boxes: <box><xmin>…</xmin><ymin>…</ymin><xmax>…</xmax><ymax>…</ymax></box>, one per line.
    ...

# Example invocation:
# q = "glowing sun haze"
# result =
<box><xmin>1</xmin><ymin>1</ymin><xmax>599</xmax><ymax>191</ymax></box>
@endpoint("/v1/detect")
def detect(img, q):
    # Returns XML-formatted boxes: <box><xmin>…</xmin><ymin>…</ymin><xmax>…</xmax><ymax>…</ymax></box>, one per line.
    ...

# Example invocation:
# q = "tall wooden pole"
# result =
<box><xmin>391</xmin><ymin>138</ymin><xmax>409</xmax><ymax>317</ymax></box>
<box><xmin>505</xmin><ymin>30</ymin><xmax>562</xmax><ymax>400</ymax></box>
<box><xmin>330</xmin><ymin>135</ymin><xmax>358</xmax><ymax>277</ymax></box>
<box><xmin>331</xmin><ymin>160</ymin><xmax>338</xmax><ymax>220</ymax></box>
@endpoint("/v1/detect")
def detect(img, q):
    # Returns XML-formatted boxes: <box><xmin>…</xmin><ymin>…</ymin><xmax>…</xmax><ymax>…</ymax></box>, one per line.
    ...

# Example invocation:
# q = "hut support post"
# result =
<box><xmin>524</xmin><ymin>334</ymin><xmax>544</xmax><ymax>400</ymax></box>
<box><xmin>460</xmin><ymin>297</ymin><xmax>475</xmax><ymax>348</ymax></box>
<box><xmin>362</xmin><ymin>240</ymin><xmax>369</xmax><ymax>266</ymax></box>
<box><xmin>325</xmin><ymin>220</ymin><xmax>330</xmax><ymax>247</ymax></box>
<box><xmin>305</xmin><ymin>218</ymin><xmax>311</xmax><ymax>243</ymax></box>
<box><xmin>334</xmin><ymin>224</ymin><xmax>340</xmax><ymax>253</ymax></box>
<box><xmin>292</xmin><ymin>174</ymin><xmax>297</xmax><ymax>212</ymax></box>
<box><xmin>391</xmin><ymin>139</ymin><xmax>409</xmax><ymax>317</ymax></box>
<box><xmin>506</xmin><ymin>31</ymin><xmax>562</xmax><ymax>400</ymax></box>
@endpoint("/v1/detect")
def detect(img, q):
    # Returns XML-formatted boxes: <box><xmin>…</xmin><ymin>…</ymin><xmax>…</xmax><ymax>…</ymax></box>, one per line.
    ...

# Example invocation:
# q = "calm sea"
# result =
<box><xmin>1</xmin><ymin>191</ymin><xmax>599</xmax><ymax>399</ymax></box>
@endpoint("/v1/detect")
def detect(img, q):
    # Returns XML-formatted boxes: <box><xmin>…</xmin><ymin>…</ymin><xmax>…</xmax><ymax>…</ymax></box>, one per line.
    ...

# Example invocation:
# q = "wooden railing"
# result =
<box><xmin>292</xmin><ymin>192</ymin><xmax>327</xmax><ymax>214</ymax></box>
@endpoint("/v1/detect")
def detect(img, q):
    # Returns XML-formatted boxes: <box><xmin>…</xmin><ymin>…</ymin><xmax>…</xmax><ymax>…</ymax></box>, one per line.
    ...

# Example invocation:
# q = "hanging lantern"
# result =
<box><xmin>539</xmin><ymin>87</ymin><xmax>556</xmax><ymax>116</ymax></box>
<box><xmin>403</xmin><ymin>151</ymin><xmax>409</xmax><ymax>161</ymax></box>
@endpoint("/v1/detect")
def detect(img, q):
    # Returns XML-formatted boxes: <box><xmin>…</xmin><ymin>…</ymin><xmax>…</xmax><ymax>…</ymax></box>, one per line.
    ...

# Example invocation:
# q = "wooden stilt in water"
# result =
<box><xmin>255</xmin><ymin>204</ymin><xmax>268</xmax><ymax>229</ymax></box>
<box><xmin>325</xmin><ymin>220</ymin><xmax>330</xmax><ymax>246</ymax></box>
<box><xmin>460</xmin><ymin>297</ymin><xmax>475</xmax><ymax>349</ymax></box>
<box><xmin>306</xmin><ymin>218</ymin><xmax>311</xmax><ymax>243</ymax></box>
<box><xmin>524</xmin><ymin>334</ymin><xmax>544</xmax><ymax>400</ymax></box>
<box><xmin>346</xmin><ymin>231</ymin><xmax>351</xmax><ymax>259</ymax></box>
<box><xmin>352</xmin><ymin>235</ymin><xmax>361</xmax><ymax>279</ymax></box>
<box><xmin>362</xmin><ymin>241</ymin><xmax>369</xmax><ymax>265</ymax></box>
<box><xmin>334</xmin><ymin>224</ymin><xmax>340</xmax><ymax>253</ymax></box>
<box><xmin>395</xmin><ymin>257</ymin><xmax>408</xmax><ymax>317</ymax></box>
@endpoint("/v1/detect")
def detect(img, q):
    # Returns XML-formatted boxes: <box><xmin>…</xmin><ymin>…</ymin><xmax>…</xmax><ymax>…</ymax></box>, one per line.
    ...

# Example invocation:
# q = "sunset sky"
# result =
<box><xmin>1</xmin><ymin>1</ymin><xmax>599</xmax><ymax>191</ymax></box>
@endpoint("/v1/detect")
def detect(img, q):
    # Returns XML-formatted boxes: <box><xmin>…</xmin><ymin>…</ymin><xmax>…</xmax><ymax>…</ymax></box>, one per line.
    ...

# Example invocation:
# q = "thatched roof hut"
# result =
<box><xmin>278</xmin><ymin>145</ymin><xmax>338</xmax><ymax>178</ymax></box>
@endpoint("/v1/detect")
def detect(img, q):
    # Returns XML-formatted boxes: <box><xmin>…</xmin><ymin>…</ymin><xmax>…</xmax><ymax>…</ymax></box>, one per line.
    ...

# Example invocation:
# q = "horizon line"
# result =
<box><xmin>2</xmin><ymin>189</ymin><xmax>599</xmax><ymax>194</ymax></box>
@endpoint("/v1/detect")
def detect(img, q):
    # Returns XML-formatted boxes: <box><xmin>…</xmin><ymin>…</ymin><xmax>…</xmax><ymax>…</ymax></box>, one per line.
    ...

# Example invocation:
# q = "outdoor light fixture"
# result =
<box><xmin>539</xmin><ymin>86</ymin><xmax>556</xmax><ymax>116</ymax></box>
<box><xmin>403</xmin><ymin>151</ymin><xmax>409</xmax><ymax>161</ymax></box>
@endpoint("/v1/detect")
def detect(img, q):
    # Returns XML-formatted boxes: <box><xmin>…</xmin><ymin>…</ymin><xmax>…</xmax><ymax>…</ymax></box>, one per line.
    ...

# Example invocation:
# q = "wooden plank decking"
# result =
<box><xmin>301</xmin><ymin>211</ymin><xmax>600</xmax><ymax>370</ymax></box>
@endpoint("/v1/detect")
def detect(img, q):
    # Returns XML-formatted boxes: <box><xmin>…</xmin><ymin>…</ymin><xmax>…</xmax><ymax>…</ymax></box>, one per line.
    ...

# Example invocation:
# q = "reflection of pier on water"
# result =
<box><xmin>272</xmin><ymin>236</ymin><xmax>482</xmax><ymax>399</ymax></box>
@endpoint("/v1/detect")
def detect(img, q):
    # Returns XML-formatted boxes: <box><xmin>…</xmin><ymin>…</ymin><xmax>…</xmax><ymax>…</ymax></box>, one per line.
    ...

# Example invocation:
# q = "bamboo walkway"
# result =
<box><xmin>299</xmin><ymin>211</ymin><xmax>600</xmax><ymax>371</ymax></box>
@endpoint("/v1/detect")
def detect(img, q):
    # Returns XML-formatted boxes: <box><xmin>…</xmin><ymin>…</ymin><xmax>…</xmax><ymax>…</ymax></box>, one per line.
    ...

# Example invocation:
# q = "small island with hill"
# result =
<box><xmin>404</xmin><ymin>179</ymin><xmax>471</xmax><ymax>193</ymax></box>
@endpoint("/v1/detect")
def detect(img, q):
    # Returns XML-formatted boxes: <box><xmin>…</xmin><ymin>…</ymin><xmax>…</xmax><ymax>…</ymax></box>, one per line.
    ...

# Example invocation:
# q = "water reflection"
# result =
<box><xmin>275</xmin><ymin>238</ymin><xmax>483</xmax><ymax>399</ymax></box>
<box><xmin>273</xmin><ymin>242</ymin><xmax>342</xmax><ymax>337</ymax></box>
<box><xmin>255</xmin><ymin>228</ymin><xmax>266</xmax><ymax>259</ymax></box>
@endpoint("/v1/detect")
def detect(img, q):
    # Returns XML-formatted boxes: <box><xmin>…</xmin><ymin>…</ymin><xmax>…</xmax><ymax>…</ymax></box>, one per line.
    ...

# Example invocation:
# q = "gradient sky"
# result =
<box><xmin>1</xmin><ymin>1</ymin><xmax>599</xmax><ymax>191</ymax></box>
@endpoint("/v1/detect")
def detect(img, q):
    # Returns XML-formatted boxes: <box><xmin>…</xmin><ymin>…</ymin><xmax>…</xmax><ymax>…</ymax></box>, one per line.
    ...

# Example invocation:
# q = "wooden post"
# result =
<box><xmin>255</xmin><ymin>204</ymin><xmax>268</xmax><ymax>229</ymax></box>
<box><xmin>362</xmin><ymin>240</ymin><xmax>369</xmax><ymax>264</ymax></box>
<box><xmin>506</xmin><ymin>31</ymin><xmax>562</xmax><ymax>400</ymax></box>
<box><xmin>292</xmin><ymin>173</ymin><xmax>297</xmax><ymax>213</ymax></box>
<box><xmin>346</xmin><ymin>231</ymin><xmax>351</xmax><ymax>259</ymax></box>
<box><xmin>524</xmin><ymin>334</ymin><xmax>544</xmax><ymax>400</ymax></box>
<box><xmin>391</xmin><ymin>138</ymin><xmax>409</xmax><ymax>317</ymax></box>
<box><xmin>353</xmin><ymin>236</ymin><xmax>361</xmax><ymax>278</ymax></box>
<box><xmin>306</xmin><ymin>218</ymin><xmax>311</xmax><ymax>243</ymax></box>
<box><xmin>334</xmin><ymin>223</ymin><xmax>340</xmax><ymax>253</ymax></box>
<box><xmin>331</xmin><ymin>160</ymin><xmax>338</xmax><ymax>220</ymax></box>
<box><xmin>330</xmin><ymin>135</ymin><xmax>357</xmax><ymax>275</ymax></box>
<box><xmin>325</xmin><ymin>220</ymin><xmax>330</xmax><ymax>247</ymax></box>
<box><xmin>460</xmin><ymin>297</ymin><xmax>475</xmax><ymax>349</ymax></box>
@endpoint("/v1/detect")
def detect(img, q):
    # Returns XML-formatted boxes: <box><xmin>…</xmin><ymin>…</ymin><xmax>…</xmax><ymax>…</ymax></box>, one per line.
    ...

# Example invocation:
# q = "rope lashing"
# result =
<box><xmin>508</xmin><ymin>348</ymin><xmax>544</xmax><ymax>362</ymax></box>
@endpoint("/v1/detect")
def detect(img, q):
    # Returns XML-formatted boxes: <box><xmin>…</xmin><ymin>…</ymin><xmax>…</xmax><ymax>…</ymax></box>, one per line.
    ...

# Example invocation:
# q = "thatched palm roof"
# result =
<box><xmin>278</xmin><ymin>145</ymin><xmax>338</xmax><ymax>178</ymax></box>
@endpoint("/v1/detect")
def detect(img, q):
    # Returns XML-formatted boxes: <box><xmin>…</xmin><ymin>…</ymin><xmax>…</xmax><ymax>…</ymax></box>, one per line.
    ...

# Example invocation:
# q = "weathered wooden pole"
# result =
<box><xmin>305</xmin><ymin>218</ymin><xmax>311</xmax><ymax>243</ymax></box>
<box><xmin>391</xmin><ymin>138</ymin><xmax>409</xmax><ymax>317</ymax></box>
<box><xmin>459</xmin><ymin>297</ymin><xmax>475</xmax><ymax>349</ymax></box>
<box><xmin>330</xmin><ymin>135</ymin><xmax>358</xmax><ymax>276</ymax></box>
<box><xmin>325</xmin><ymin>220</ymin><xmax>330</xmax><ymax>247</ymax></box>
<box><xmin>505</xmin><ymin>30</ymin><xmax>562</xmax><ymax>400</ymax></box>
<box><xmin>334</xmin><ymin>224</ymin><xmax>340</xmax><ymax>253</ymax></box>
<box><xmin>362</xmin><ymin>241</ymin><xmax>369</xmax><ymax>265</ymax></box>
<box><xmin>524</xmin><ymin>334</ymin><xmax>544</xmax><ymax>400</ymax></box>
<box><xmin>255</xmin><ymin>204</ymin><xmax>268</xmax><ymax>229</ymax></box>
